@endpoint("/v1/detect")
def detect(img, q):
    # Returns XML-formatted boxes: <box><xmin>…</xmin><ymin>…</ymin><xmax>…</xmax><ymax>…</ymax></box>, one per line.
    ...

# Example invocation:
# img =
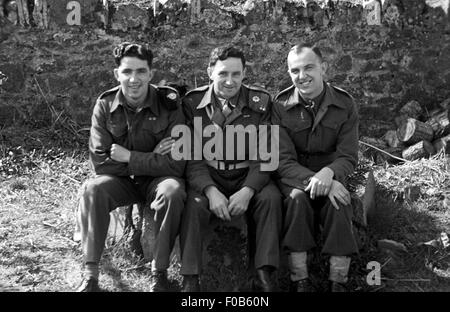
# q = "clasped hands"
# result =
<box><xmin>305</xmin><ymin>167</ymin><xmax>351</xmax><ymax>210</ymax></box>
<box><xmin>205</xmin><ymin>185</ymin><xmax>255</xmax><ymax>221</ymax></box>
<box><xmin>110</xmin><ymin>137</ymin><xmax>175</xmax><ymax>162</ymax></box>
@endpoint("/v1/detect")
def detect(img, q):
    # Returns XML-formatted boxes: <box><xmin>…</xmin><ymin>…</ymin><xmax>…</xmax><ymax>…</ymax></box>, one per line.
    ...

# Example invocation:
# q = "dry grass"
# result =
<box><xmin>373</xmin><ymin>152</ymin><xmax>450</xmax><ymax>200</ymax></box>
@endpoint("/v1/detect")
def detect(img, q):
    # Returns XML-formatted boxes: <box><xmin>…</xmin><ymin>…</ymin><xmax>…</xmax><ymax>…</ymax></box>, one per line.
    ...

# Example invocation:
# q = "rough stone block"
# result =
<box><xmin>106</xmin><ymin>205</ymin><xmax>128</xmax><ymax>247</ymax></box>
<box><xmin>110</xmin><ymin>3</ymin><xmax>149</xmax><ymax>31</ymax></box>
<box><xmin>140</xmin><ymin>205</ymin><xmax>157</xmax><ymax>261</ymax></box>
<box><xmin>201</xmin><ymin>217</ymin><xmax>250</xmax><ymax>292</ymax></box>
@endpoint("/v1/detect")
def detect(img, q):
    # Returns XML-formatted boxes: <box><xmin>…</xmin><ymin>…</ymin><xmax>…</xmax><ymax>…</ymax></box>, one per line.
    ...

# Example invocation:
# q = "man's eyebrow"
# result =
<box><xmin>121</xmin><ymin>67</ymin><xmax>148</xmax><ymax>71</ymax></box>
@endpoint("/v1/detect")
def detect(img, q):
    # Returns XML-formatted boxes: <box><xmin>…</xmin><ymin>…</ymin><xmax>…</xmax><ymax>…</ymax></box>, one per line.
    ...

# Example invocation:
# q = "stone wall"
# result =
<box><xmin>0</xmin><ymin>0</ymin><xmax>449</xmax><ymax>137</ymax></box>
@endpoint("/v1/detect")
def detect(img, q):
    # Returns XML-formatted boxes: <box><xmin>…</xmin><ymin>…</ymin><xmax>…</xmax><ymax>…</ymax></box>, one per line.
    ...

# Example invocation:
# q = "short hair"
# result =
<box><xmin>289</xmin><ymin>43</ymin><xmax>324</xmax><ymax>63</ymax></box>
<box><xmin>113</xmin><ymin>42</ymin><xmax>154</xmax><ymax>68</ymax></box>
<box><xmin>209</xmin><ymin>46</ymin><xmax>246</xmax><ymax>68</ymax></box>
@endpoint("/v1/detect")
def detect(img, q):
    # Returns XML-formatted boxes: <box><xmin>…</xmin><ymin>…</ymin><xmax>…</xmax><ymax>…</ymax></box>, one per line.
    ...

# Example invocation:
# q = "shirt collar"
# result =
<box><xmin>110</xmin><ymin>85</ymin><xmax>160</xmax><ymax>116</ymax></box>
<box><xmin>196</xmin><ymin>83</ymin><xmax>245</xmax><ymax>110</ymax></box>
<box><xmin>299</xmin><ymin>83</ymin><xmax>326</xmax><ymax>107</ymax></box>
<box><xmin>284</xmin><ymin>82</ymin><xmax>346</xmax><ymax>111</ymax></box>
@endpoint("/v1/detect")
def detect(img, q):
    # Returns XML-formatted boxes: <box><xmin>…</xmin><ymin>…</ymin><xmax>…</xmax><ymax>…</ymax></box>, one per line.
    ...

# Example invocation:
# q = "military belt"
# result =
<box><xmin>206</xmin><ymin>160</ymin><xmax>250</xmax><ymax>171</ymax></box>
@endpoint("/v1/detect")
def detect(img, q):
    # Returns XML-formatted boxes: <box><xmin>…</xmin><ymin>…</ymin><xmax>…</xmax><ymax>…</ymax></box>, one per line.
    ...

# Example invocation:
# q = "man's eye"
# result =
<box><xmin>138</xmin><ymin>69</ymin><xmax>148</xmax><ymax>74</ymax></box>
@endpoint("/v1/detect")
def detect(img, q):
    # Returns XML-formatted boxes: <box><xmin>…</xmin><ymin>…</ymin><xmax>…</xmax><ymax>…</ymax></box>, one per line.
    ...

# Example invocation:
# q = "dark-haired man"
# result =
<box><xmin>76</xmin><ymin>42</ymin><xmax>186</xmax><ymax>292</ymax></box>
<box><xmin>180</xmin><ymin>46</ymin><xmax>282</xmax><ymax>292</ymax></box>
<box><xmin>273</xmin><ymin>43</ymin><xmax>359</xmax><ymax>292</ymax></box>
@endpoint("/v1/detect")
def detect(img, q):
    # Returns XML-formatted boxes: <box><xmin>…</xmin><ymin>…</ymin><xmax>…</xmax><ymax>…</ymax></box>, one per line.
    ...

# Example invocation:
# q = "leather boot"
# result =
<box><xmin>329</xmin><ymin>281</ymin><xmax>348</xmax><ymax>292</ymax></box>
<box><xmin>181</xmin><ymin>275</ymin><xmax>200</xmax><ymax>292</ymax></box>
<box><xmin>76</xmin><ymin>277</ymin><xmax>101</xmax><ymax>292</ymax></box>
<box><xmin>150</xmin><ymin>270</ymin><xmax>169</xmax><ymax>292</ymax></box>
<box><xmin>290</xmin><ymin>278</ymin><xmax>314</xmax><ymax>292</ymax></box>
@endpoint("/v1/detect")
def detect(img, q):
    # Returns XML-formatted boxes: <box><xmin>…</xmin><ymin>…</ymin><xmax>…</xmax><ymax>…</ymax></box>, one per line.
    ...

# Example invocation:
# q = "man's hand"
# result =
<box><xmin>205</xmin><ymin>186</ymin><xmax>231</xmax><ymax>221</ymax></box>
<box><xmin>305</xmin><ymin>167</ymin><xmax>334</xmax><ymax>200</ymax></box>
<box><xmin>228</xmin><ymin>186</ymin><xmax>255</xmax><ymax>217</ymax></box>
<box><xmin>110</xmin><ymin>144</ymin><xmax>131</xmax><ymax>163</ymax></box>
<box><xmin>328</xmin><ymin>180</ymin><xmax>351</xmax><ymax>210</ymax></box>
<box><xmin>153</xmin><ymin>137</ymin><xmax>175</xmax><ymax>155</ymax></box>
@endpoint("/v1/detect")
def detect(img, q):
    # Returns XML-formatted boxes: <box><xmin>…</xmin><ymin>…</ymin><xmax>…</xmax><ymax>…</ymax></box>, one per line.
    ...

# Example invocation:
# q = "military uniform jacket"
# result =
<box><xmin>89</xmin><ymin>84</ymin><xmax>186</xmax><ymax>184</ymax></box>
<box><xmin>272</xmin><ymin>82</ymin><xmax>358</xmax><ymax>190</ymax></box>
<box><xmin>182</xmin><ymin>84</ymin><xmax>272</xmax><ymax>194</ymax></box>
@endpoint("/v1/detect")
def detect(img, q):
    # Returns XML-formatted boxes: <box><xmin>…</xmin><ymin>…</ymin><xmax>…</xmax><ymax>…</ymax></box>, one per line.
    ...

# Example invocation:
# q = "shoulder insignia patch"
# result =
<box><xmin>157</xmin><ymin>85</ymin><xmax>180</xmax><ymax>111</ymax></box>
<box><xmin>248</xmin><ymin>88</ymin><xmax>270</xmax><ymax>113</ymax></box>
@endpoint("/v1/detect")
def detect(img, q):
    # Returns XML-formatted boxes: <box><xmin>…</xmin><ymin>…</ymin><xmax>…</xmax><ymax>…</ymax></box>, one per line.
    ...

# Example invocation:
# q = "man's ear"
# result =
<box><xmin>113</xmin><ymin>68</ymin><xmax>119</xmax><ymax>81</ymax></box>
<box><xmin>243</xmin><ymin>67</ymin><xmax>247</xmax><ymax>78</ymax></box>
<box><xmin>207</xmin><ymin>66</ymin><xmax>213</xmax><ymax>80</ymax></box>
<box><xmin>321</xmin><ymin>61</ymin><xmax>328</xmax><ymax>74</ymax></box>
<box><xmin>149</xmin><ymin>68</ymin><xmax>155</xmax><ymax>81</ymax></box>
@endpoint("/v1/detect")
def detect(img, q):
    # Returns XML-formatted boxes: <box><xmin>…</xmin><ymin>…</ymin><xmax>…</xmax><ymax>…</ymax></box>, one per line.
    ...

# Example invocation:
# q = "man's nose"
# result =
<box><xmin>224</xmin><ymin>75</ymin><xmax>233</xmax><ymax>84</ymax></box>
<box><xmin>298</xmin><ymin>70</ymin><xmax>306</xmax><ymax>79</ymax></box>
<box><xmin>129</xmin><ymin>72</ymin><xmax>138</xmax><ymax>81</ymax></box>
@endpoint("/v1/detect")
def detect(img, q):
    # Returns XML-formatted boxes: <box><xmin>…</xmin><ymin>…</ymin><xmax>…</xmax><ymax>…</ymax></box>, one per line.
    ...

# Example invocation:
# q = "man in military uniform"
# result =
<box><xmin>76</xmin><ymin>42</ymin><xmax>187</xmax><ymax>292</ymax></box>
<box><xmin>180</xmin><ymin>46</ymin><xmax>282</xmax><ymax>292</ymax></box>
<box><xmin>272</xmin><ymin>43</ymin><xmax>359</xmax><ymax>292</ymax></box>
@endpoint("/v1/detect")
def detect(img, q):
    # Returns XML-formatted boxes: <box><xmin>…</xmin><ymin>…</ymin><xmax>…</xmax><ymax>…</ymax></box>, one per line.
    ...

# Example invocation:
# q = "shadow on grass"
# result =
<box><xmin>359</xmin><ymin>185</ymin><xmax>450</xmax><ymax>292</ymax></box>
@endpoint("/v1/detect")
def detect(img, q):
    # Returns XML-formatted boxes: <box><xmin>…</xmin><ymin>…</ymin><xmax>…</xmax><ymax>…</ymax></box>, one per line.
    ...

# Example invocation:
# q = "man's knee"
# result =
<box><xmin>325</xmin><ymin>199</ymin><xmax>353</xmax><ymax>220</ymax></box>
<box><xmin>82</xmin><ymin>175</ymin><xmax>119</xmax><ymax>198</ymax></box>
<box><xmin>253</xmin><ymin>183</ymin><xmax>282</xmax><ymax>205</ymax></box>
<box><xmin>285</xmin><ymin>188</ymin><xmax>310</xmax><ymax>206</ymax></box>
<box><xmin>150</xmin><ymin>178</ymin><xmax>186</xmax><ymax>214</ymax></box>
<box><xmin>156</xmin><ymin>177</ymin><xmax>186</xmax><ymax>201</ymax></box>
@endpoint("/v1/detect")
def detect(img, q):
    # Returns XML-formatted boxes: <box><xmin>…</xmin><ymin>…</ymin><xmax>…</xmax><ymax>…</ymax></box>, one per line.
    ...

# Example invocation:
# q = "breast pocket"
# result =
<box><xmin>281</xmin><ymin>117</ymin><xmax>311</xmax><ymax>151</ymax></box>
<box><xmin>142</xmin><ymin>117</ymin><xmax>169</xmax><ymax>137</ymax></box>
<box><xmin>106</xmin><ymin>120</ymin><xmax>127</xmax><ymax>138</ymax></box>
<box><xmin>319</xmin><ymin>112</ymin><xmax>347</xmax><ymax>151</ymax></box>
<box><xmin>281</xmin><ymin>116</ymin><xmax>312</xmax><ymax>133</ymax></box>
<box><xmin>239</xmin><ymin>112</ymin><xmax>260</xmax><ymax>127</ymax></box>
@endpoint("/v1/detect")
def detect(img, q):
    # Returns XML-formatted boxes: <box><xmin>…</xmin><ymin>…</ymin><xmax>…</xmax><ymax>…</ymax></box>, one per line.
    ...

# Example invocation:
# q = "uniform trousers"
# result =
<box><xmin>180</xmin><ymin>167</ymin><xmax>282</xmax><ymax>275</ymax></box>
<box><xmin>281</xmin><ymin>187</ymin><xmax>358</xmax><ymax>256</ymax></box>
<box><xmin>78</xmin><ymin>174</ymin><xmax>186</xmax><ymax>271</ymax></box>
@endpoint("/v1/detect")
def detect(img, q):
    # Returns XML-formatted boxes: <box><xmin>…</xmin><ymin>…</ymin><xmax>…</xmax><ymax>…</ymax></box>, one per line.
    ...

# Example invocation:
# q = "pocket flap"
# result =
<box><xmin>281</xmin><ymin>117</ymin><xmax>312</xmax><ymax>132</ymax></box>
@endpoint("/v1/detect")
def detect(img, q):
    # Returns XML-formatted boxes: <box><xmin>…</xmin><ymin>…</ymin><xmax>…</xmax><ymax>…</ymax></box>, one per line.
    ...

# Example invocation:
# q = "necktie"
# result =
<box><xmin>222</xmin><ymin>101</ymin><xmax>232</xmax><ymax>118</ymax></box>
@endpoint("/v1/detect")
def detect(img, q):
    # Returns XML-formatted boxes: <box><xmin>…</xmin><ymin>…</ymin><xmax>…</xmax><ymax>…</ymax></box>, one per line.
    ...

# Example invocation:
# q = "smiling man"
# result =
<box><xmin>272</xmin><ymin>43</ymin><xmax>360</xmax><ymax>292</ymax></box>
<box><xmin>76</xmin><ymin>42</ymin><xmax>187</xmax><ymax>292</ymax></box>
<box><xmin>180</xmin><ymin>46</ymin><xmax>282</xmax><ymax>292</ymax></box>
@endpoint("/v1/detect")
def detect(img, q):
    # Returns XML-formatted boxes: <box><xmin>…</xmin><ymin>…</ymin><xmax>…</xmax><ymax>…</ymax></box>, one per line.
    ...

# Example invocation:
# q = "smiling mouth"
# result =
<box><xmin>298</xmin><ymin>79</ymin><xmax>312</xmax><ymax>88</ymax></box>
